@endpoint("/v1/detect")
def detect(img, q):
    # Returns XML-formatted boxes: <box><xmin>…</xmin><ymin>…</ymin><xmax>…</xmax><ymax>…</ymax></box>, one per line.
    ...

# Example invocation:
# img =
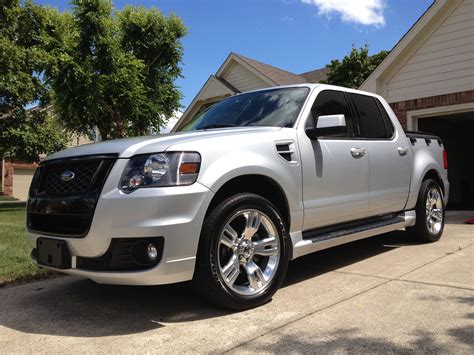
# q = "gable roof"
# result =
<box><xmin>234</xmin><ymin>53</ymin><xmax>308</xmax><ymax>85</ymax></box>
<box><xmin>299</xmin><ymin>68</ymin><xmax>329</xmax><ymax>83</ymax></box>
<box><xmin>215</xmin><ymin>52</ymin><xmax>328</xmax><ymax>86</ymax></box>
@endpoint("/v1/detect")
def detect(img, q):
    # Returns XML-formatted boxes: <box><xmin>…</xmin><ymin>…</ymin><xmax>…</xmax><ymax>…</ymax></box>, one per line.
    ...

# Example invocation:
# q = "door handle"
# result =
<box><xmin>398</xmin><ymin>147</ymin><xmax>409</xmax><ymax>156</ymax></box>
<box><xmin>350</xmin><ymin>147</ymin><xmax>366</xmax><ymax>158</ymax></box>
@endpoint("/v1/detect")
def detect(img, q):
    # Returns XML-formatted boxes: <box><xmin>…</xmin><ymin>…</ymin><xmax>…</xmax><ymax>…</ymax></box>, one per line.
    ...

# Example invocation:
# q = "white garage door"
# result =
<box><xmin>12</xmin><ymin>168</ymin><xmax>35</xmax><ymax>201</ymax></box>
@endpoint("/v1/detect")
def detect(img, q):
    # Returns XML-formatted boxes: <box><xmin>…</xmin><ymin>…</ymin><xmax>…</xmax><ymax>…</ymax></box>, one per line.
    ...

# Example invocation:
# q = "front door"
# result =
<box><xmin>298</xmin><ymin>90</ymin><xmax>370</xmax><ymax>231</ymax></box>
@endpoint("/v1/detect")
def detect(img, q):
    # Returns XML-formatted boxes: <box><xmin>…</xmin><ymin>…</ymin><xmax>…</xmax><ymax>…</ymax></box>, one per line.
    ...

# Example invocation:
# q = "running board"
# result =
<box><xmin>302</xmin><ymin>215</ymin><xmax>405</xmax><ymax>243</ymax></box>
<box><xmin>291</xmin><ymin>212</ymin><xmax>414</xmax><ymax>260</ymax></box>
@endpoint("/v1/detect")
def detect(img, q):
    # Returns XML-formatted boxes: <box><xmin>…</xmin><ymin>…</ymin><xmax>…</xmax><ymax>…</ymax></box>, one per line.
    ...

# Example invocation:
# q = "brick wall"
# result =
<box><xmin>389</xmin><ymin>90</ymin><xmax>474</xmax><ymax>128</ymax></box>
<box><xmin>2</xmin><ymin>160</ymin><xmax>14</xmax><ymax>196</ymax></box>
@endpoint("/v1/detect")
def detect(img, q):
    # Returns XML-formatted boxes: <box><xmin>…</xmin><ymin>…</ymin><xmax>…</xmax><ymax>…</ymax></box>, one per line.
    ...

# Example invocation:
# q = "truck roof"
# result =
<box><xmin>238</xmin><ymin>83</ymin><xmax>384</xmax><ymax>100</ymax></box>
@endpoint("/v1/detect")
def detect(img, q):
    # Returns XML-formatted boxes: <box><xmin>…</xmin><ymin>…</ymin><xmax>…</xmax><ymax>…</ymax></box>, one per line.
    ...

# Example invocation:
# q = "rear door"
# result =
<box><xmin>298</xmin><ymin>90</ymin><xmax>370</xmax><ymax>230</ymax></box>
<box><xmin>348</xmin><ymin>93</ymin><xmax>411</xmax><ymax>215</ymax></box>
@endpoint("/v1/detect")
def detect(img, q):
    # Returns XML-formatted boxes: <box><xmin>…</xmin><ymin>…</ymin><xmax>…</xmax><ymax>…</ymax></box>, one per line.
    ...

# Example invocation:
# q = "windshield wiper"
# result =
<box><xmin>197</xmin><ymin>124</ymin><xmax>237</xmax><ymax>130</ymax></box>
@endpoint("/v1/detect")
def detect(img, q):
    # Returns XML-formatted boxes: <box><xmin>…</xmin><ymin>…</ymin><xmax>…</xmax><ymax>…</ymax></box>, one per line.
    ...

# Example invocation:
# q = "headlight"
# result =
<box><xmin>119</xmin><ymin>152</ymin><xmax>201</xmax><ymax>193</ymax></box>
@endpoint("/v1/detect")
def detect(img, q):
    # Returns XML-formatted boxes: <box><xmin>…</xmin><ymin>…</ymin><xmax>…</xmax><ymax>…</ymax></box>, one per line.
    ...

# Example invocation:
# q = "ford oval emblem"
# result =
<box><xmin>60</xmin><ymin>170</ymin><xmax>75</xmax><ymax>182</ymax></box>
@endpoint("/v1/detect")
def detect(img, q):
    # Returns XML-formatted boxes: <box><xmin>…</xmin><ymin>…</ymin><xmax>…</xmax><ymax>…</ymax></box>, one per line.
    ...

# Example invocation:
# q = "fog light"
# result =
<box><xmin>147</xmin><ymin>243</ymin><xmax>158</xmax><ymax>261</ymax></box>
<box><xmin>130</xmin><ymin>240</ymin><xmax>161</xmax><ymax>266</ymax></box>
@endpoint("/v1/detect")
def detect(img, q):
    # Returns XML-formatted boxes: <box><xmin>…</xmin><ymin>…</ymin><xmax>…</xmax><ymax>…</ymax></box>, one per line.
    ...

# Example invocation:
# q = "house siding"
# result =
<box><xmin>67</xmin><ymin>133</ymin><xmax>95</xmax><ymax>148</ymax></box>
<box><xmin>386</xmin><ymin>0</ymin><xmax>474</xmax><ymax>103</ymax></box>
<box><xmin>223</xmin><ymin>62</ymin><xmax>269</xmax><ymax>92</ymax></box>
<box><xmin>199</xmin><ymin>77</ymin><xmax>235</xmax><ymax>101</ymax></box>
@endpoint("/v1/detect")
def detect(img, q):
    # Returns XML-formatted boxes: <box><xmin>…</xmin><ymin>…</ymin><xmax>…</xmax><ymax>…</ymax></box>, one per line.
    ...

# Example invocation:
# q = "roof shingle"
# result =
<box><xmin>233</xmin><ymin>53</ymin><xmax>328</xmax><ymax>85</ymax></box>
<box><xmin>299</xmin><ymin>68</ymin><xmax>329</xmax><ymax>83</ymax></box>
<box><xmin>234</xmin><ymin>53</ymin><xmax>308</xmax><ymax>85</ymax></box>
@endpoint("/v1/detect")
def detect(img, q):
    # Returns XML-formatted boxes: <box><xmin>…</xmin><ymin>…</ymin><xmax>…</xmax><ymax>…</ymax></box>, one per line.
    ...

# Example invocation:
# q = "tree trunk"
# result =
<box><xmin>111</xmin><ymin>107</ymin><xmax>125</xmax><ymax>139</ymax></box>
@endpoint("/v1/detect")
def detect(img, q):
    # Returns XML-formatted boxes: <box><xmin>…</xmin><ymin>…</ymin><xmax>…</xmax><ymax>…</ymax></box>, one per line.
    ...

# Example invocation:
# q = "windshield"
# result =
<box><xmin>178</xmin><ymin>87</ymin><xmax>309</xmax><ymax>131</ymax></box>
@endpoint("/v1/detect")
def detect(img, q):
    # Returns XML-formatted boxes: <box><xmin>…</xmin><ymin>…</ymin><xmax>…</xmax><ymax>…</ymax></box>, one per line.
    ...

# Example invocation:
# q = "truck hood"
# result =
<box><xmin>43</xmin><ymin>127</ymin><xmax>282</xmax><ymax>161</ymax></box>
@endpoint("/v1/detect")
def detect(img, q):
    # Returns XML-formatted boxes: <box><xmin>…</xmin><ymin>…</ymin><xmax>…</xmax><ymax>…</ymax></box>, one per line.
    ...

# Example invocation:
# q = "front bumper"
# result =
<box><xmin>27</xmin><ymin>158</ymin><xmax>214</xmax><ymax>285</ymax></box>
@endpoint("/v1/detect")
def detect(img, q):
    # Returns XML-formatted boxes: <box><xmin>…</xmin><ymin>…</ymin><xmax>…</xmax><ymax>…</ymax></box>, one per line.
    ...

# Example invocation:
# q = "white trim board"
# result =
<box><xmin>407</xmin><ymin>102</ymin><xmax>474</xmax><ymax>130</ymax></box>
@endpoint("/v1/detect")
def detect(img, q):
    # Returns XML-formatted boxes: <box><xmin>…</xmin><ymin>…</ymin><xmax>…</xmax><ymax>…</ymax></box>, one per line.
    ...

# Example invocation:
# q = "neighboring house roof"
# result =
<box><xmin>25</xmin><ymin>104</ymin><xmax>54</xmax><ymax>114</ymax></box>
<box><xmin>299</xmin><ymin>68</ymin><xmax>329</xmax><ymax>83</ymax></box>
<box><xmin>234</xmin><ymin>53</ymin><xmax>308</xmax><ymax>85</ymax></box>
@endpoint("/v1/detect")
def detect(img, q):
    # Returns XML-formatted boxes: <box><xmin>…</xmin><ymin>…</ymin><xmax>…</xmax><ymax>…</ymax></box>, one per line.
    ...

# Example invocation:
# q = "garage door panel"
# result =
<box><xmin>12</xmin><ymin>169</ymin><xmax>35</xmax><ymax>201</ymax></box>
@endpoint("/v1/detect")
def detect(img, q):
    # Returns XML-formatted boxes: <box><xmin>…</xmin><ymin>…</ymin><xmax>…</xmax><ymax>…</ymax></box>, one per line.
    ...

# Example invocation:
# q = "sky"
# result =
<box><xmin>36</xmin><ymin>0</ymin><xmax>434</xmax><ymax>110</ymax></box>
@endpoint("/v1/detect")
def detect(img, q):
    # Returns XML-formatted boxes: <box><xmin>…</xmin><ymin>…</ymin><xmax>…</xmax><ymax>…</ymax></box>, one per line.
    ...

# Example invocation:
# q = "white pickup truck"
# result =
<box><xmin>27</xmin><ymin>84</ymin><xmax>449</xmax><ymax>309</ymax></box>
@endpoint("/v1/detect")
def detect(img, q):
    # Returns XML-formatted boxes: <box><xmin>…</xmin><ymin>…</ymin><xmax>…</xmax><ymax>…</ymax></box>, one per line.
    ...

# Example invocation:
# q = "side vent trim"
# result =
<box><xmin>275</xmin><ymin>141</ymin><xmax>298</xmax><ymax>164</ymax></box>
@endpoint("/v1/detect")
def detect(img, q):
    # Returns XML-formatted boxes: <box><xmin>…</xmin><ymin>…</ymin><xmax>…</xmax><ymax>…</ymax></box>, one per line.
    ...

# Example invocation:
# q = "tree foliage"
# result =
<box><xmin>0</xmin><ymin>0</ymin><xmax>68</xmax><ymax>162</ymax></box>
<box><xmin>323</xmin><ymin>45</ymin><xmax>389</xmax><ymax>89</ymax></box>
<box><xmin>50</xmin><ymin>0</ymin><xmax>187</xmax><ymax>140</ymax></box>
<box><xmin>0</xmin><ymin>108</ymin><xmax>69</xmax><ymax>162</ymax></box>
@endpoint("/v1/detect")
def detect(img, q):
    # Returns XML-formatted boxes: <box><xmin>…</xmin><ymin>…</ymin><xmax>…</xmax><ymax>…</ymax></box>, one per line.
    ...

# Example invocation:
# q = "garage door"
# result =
<box><xmin>418</xmin><ymin>111</ymin><xmax>474</xmax><ymax>210</ymax></box>
<box><xmin>12</xmin><ymin>168</ymin><xmax>35</xmax><ymax>201</ymax></box>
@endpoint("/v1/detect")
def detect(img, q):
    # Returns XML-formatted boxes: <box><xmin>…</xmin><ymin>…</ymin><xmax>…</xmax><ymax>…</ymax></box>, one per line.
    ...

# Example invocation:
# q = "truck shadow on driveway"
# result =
<box><xmin>283</xmin><ymin>229</ymin><xmax>417</xmax><ymax>287</ymax></box>
<box><xmin>0</xmin><ymin>230</ymin><xmax>426</xmax><ymax>338</ymax></box>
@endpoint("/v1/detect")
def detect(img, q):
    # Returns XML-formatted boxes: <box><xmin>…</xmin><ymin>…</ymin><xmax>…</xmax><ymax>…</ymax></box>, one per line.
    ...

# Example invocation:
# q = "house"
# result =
<box><xmin>173</xmin><ymin>52</ymin><xmax>328</xmax><ymax>130</ymax></box>
<box><xmin>360</xmin><ymin>0</ymin><xmax>474</xmax><ymax>209</ymax></box>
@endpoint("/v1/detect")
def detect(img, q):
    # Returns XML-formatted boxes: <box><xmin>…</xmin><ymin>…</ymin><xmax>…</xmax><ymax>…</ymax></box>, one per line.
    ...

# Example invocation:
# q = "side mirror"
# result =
<box><xmin>305</xmin><ymin>114</ymin><xmax>347</xmax><ymax>140</ymax></box>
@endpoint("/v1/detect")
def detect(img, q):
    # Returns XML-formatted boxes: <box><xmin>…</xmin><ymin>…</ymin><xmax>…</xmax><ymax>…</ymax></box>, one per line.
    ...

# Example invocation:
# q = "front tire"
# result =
<box><xmin>193</xmin><ymin>193</ymin><xmax>290</xmax><ymax>310</ymax></box>
<box><xmin>407</xmin><ymin>179</ymin><xmax>445</xmax><ymax>242</ymax></box>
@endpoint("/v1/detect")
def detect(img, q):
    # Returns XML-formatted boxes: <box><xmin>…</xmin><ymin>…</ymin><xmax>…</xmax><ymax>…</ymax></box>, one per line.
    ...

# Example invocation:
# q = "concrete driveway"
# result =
<box><xmin>1</xmin><ymin>212</ymin><xmax>473</xmax><ymax>353</ymax></box>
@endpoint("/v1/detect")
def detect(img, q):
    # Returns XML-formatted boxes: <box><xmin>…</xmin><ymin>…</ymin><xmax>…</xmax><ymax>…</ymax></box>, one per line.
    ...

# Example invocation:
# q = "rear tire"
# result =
<box><xmin>406</xmin><ymin>179</ymin><xmax>445</xmax><ymax>243</ymax></box>
<box><xmin>193</xmin><ymin>193</ymin><xmax>290</xmax><ymax>310</ymax></box>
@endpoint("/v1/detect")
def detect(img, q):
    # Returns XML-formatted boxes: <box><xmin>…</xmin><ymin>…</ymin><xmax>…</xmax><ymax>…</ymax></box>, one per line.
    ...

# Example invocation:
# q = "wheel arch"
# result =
<box><xmin>406</xmin><ymin>150</ymin><xmax>448</xmax><ymax>209</ymax></box>
<box><xmin>422</xmin><ymin>169</ymin><xmax>445</xmax><ymax>196</ymax></box>
<box><xmin>205</xmin><ymin>174</ymin><xmax>291</xmax><ymax>230</ymax></box>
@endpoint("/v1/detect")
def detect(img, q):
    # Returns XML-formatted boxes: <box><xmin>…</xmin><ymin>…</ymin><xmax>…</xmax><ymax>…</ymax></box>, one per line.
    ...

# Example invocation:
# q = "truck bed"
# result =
<box><xmin>405</xmin><ymin>130</ymin><xmax>443</xmax><ymax>145</ymax></box>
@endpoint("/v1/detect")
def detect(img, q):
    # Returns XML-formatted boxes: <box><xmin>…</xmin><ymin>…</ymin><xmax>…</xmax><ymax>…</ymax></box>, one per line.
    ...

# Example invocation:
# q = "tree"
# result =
<box><xmin>0</xmin><ymin>108</ymin><xmax>69</xmax><ymax>163</ymax></box>
<box><xmin>49</xmin><ymin>0</ymin><xmax>187</xmax><ymax>140</ymax></box>
<box><xmin>0</xmin><ymin>0</ymin><xmax>69</xmax><ymax>162</ymax></box>
<box><xmin>323</xmin><ymin>45</ymin><xmax>389</xmax><ymax>89</ymax></box>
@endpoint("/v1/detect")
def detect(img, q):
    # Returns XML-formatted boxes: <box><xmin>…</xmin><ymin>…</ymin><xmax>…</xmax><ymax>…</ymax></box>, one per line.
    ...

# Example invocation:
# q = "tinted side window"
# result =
<box><xmin>350</xmin><ymin>93</ymin><xmax>389</xmax><ymax>139</ymax></box>
<box><xmin>375</xmin><ymin>99</ymin><xmax>395</xmax><ymax>137</ymax></box>
<box><xmin>310</xmin><ymin>90</ymin><xmax>354</xmax><ymax>137</ymax></box>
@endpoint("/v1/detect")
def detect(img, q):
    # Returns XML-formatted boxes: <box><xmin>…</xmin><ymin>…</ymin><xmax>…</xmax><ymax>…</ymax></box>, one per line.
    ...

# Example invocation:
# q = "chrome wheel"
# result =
<box><xmin>217</xmin><ymin>209</ymin><xmax>280</xmax><ymax>296</ymax></box>
<box><xmin>425</xmin><ymin>187</ymin><xmax>443</xmax><ymax>234</ymax></box>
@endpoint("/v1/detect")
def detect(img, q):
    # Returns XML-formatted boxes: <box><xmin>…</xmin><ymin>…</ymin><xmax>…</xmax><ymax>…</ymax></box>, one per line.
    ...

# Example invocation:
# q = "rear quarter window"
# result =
<box><xmin>375</xmin><ymin>98</ymin><xmax>395</xmax><ymax>137</ymax></box>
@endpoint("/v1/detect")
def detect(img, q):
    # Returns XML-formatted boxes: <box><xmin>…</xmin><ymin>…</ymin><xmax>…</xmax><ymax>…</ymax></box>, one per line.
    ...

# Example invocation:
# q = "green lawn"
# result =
<box><xmin>0</xmin><ymin>196</ymin><xmax>19</xmax><ymax>202</ymax></box>
<box><xmin>0</xmin><ymin>208</ymin><xmax>54</xmax><ymax>285</ymax></box>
